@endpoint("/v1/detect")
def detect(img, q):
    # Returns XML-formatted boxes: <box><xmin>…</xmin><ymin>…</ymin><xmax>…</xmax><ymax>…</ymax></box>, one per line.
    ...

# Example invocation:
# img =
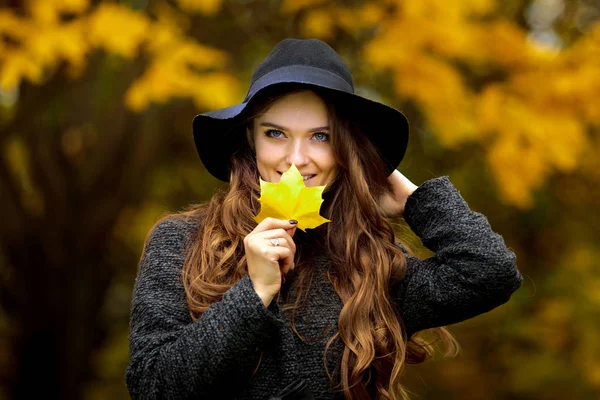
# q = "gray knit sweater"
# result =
<box><xmin>126</xmin><ymin>177</ymin><xmax>523</xmax><ymax>399</ymax></box>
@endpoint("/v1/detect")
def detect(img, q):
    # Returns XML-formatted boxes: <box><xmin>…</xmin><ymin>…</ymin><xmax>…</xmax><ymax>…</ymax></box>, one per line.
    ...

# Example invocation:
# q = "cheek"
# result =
<box><xmin>255</xmin><ymin>142</ymin><xmax>280</xmax><ymax>168</ymax></box>
<box><xmin>318</xmin><ymin>149</ymin><xmax>338</xmax><ymax>174</ymax></box>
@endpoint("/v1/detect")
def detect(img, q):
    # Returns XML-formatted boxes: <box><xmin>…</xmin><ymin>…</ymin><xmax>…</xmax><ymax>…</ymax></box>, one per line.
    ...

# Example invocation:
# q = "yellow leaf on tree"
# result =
<box><xmin>88</xmin><ymin>4</ymin><xmax>149</xmax><ymax>59</ymax></box>
<box><xmin>254</xmin><ymin>164</ymin><xmax>330</xmax><ymax>232</ymax></box>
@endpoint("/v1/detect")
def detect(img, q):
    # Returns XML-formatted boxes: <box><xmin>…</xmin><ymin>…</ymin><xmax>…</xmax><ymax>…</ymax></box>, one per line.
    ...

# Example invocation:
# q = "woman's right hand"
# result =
<box><xmin>244</xmin><ymin>218</ymin><xmax>298</xmax><ymax>306</ymax></box>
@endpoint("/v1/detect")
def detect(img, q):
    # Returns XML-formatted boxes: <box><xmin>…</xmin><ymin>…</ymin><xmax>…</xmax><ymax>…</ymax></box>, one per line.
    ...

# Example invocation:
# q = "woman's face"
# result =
<box><xmin>251</xmin><ymin>90</ymin><xmax>338</xmax><ymax>187</ymax></box>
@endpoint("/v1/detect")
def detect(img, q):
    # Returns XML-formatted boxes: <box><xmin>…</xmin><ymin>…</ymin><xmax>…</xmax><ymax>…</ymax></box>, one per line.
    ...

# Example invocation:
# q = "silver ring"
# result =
<box><xmin>270</xmin><ymin>238</ymin><xmax>280</xmax><ymax>246</ymax></box>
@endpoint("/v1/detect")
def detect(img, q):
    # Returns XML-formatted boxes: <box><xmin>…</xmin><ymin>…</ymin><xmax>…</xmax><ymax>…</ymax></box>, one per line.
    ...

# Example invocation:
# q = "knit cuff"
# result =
<box><xmin>224</xmin><ymin>274</ymin><xmax>286</xmax><ymax>331</ymax></box>
<box><xmin>403</xmin><ymin>176</ymin><xmax>470</xmax><ymax>238</ymax></box>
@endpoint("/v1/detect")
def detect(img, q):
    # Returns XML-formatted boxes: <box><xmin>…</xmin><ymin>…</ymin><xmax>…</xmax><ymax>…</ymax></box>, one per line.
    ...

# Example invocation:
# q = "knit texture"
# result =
<box><xmin>126</xmin><ymin>176</ymin><xmax>523</xmax><ymax>399</ymax></box>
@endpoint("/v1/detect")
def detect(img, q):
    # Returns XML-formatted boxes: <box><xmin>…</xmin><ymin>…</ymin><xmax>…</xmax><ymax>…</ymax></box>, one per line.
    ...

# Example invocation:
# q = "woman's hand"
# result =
<box><xmin>244</xmin><ymin>218</ymin><xmax>297</xmax><ymax>307</ymax></box>
<box><xmin>379</xmin><ymin>170</ymin><xmax>418</xmax><ymax>218</ymax></box>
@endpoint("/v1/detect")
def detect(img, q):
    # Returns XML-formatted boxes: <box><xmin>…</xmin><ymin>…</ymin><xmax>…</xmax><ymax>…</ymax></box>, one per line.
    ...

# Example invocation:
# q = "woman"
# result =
<box><xmin>126</xmin><ymin>39</ymin><xmax>523</xmax><ymax>400</ymax></box>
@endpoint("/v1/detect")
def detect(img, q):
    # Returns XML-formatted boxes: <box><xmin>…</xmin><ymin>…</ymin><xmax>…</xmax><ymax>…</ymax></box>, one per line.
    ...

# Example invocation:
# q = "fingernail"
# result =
<box><xmin>289</xmin><ymin>220</ymin><xmax>298</xmax><ymax>225</ymax></box>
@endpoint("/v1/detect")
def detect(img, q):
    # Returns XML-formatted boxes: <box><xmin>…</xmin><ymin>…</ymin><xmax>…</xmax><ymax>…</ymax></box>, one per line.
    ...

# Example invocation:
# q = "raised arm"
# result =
<box><xmin>392</xmin><ymin>177</ymin><xmax>523</xmax><ymax>338</ymax></box>
<box><xmin>126</xmin><ymin>217</ymin><xmax>284</xmax><ymax>399</ymax></box>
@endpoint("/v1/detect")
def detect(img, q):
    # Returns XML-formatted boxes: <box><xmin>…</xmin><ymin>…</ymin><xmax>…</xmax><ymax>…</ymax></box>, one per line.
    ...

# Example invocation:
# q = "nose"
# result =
<box><xmin>285</xmin><ymin>140</ymin><xmax>310</xmax><ymax>167</ymax></box>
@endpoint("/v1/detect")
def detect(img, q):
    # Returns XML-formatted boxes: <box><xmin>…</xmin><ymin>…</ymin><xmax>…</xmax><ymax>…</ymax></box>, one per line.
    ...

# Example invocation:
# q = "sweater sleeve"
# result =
<box><xmin>125</xmin><ymin>217</ymin><xmax>285</xmax><ymax>399</ymax></box>
<box><xmin>392</xmin><ymin>176</ymin><xmax>523</xmax><ymax>338</ymax></box>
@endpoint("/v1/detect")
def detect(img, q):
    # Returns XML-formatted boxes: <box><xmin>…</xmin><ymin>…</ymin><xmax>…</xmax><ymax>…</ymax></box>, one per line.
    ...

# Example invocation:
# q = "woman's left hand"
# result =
<box><xmin>378</xmin><ymin>170</ymin><xmax>419</xmax><ymax>218</ymax></box>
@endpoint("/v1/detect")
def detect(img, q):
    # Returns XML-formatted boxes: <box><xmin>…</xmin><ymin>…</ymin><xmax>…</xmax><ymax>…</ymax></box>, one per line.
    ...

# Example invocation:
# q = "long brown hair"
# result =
<box><xmin>167</xmin><ymin>85</ymin><xmax>457</xmax><ymax>399</ymax></box>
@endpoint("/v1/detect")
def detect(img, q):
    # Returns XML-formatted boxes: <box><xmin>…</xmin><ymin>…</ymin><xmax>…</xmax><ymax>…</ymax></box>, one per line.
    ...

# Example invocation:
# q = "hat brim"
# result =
<box><xmin>193</xmin><ymin>103</ymin><xmax>250</xmax><ymax>182</ymax></box>
<box><xmin>193</xmin><ymin>81</ymin><xmax>408</xmax><ymax>182</ymax></box>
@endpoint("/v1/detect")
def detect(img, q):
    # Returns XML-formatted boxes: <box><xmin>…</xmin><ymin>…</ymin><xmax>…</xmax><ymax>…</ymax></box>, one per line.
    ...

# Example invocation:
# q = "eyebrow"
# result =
<box><xmin>260</xmin><ymin>122</ymin><xmax>329</xmax><ymax>132</ymax></box>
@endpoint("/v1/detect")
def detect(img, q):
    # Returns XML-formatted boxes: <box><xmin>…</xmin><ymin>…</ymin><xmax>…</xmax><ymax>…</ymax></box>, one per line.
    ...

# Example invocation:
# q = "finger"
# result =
<box><xmin>245</xmin><ymin>235</ymin><xmax>295</xmax><ymax>261</ymax></box>
<box><xmin>281</xmin><ymin>260</ymin><xmax>295</xmax><ymax>275</ymax></box>
<box><xmin>268</xmin><ymin>246</ymin><xmax>293</xmax><ymax>269</ymax></box>
<box><xmin>285</xmin><ymin>227</ymin><xmax>297</xmax><ymax>238</ymax></box>
<box><xmin>255</xmin><ymin>229</ymin><xmax>296</xmax><ymax>254</ymax></box>
<box><xmin>278</xmin><ymin>250</ymin><xmax>294</xmax><ymax>275</ymax></box>
<box><xmin>253</xmin><ymin>217</ymin><xmax>298</xmax><ymax>234</ymax></box>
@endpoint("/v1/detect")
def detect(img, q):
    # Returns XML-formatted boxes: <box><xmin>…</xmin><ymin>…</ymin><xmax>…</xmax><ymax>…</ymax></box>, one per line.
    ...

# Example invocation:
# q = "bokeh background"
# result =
<box><xmin>1</xmin><ymin>0</ymin><xmax>599</xmax><ymax>399</ymax></box>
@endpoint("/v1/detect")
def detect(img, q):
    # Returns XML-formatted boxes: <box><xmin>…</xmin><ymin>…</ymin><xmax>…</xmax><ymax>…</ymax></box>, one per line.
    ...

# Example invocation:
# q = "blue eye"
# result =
<box><xmin>313</xmin><ymin>132</ymin><xmax>330</xmax><ymax>142</ymax></box>
<box><xmin>265</xmin><ymin>129</ymin><xmax>285</xmax><ymax>139</ymax></box>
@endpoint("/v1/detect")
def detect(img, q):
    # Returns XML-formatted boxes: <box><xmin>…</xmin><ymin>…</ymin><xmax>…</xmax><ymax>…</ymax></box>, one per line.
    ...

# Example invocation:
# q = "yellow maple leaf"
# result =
<box><xmin>254</xmin><ymin>164</ymin><xmax>330</xmax><ymax>232</ymax></box>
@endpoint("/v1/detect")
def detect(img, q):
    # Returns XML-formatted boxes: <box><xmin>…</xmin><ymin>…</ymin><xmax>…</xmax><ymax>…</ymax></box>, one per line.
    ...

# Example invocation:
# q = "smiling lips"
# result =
<box><xmin>278</xmin><ymin>171</ymin><xmax>316</xmax><ymax>181</ymax></box>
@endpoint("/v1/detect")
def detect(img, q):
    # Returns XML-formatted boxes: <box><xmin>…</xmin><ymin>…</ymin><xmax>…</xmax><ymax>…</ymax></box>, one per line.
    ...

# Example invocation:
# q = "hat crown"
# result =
<box><xmin>250</xmin><ymin>39</ymin><xmax>354</xmax><ymax>91</ymax></box>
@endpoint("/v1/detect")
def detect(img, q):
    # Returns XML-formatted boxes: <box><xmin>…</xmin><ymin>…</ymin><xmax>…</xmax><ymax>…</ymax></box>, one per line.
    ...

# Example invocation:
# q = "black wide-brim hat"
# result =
<box><xmin>192</xmin><ymin>38</ymin><xmax>409</xmax><ymax>182</ymax></box>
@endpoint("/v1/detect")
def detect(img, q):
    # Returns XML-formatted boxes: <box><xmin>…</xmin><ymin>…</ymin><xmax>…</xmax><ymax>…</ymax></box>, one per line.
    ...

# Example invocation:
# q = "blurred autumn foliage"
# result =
<box><xmin>1</xmin><ymin>0</ymin><xmax>599</xmax><ymax>399</ymax></box>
